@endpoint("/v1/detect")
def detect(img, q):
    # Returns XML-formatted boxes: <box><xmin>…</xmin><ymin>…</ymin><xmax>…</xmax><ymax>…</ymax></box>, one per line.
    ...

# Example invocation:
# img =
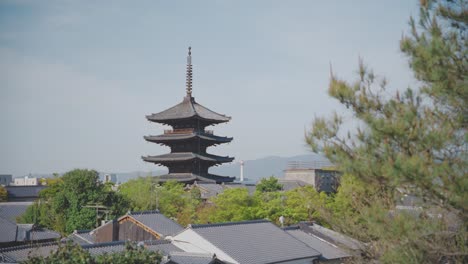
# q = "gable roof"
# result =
<box><xmin>65</xmin><ymin>230</ymin><xmax>95</xmax><ymax>245</ymax></box>
<box><xmin>147</xmin><ymin>96</ymin><xmax>231</xmax><ymax>124</ymax></box>
<box><xmin>122</xmin><ymin>211</ymin><xmax>184</xmax><ymax>237</ymax></box>
<box><xmin>284</xmin><ymin>227</ymin><xmax>351</xmax><ymax>260</ymax></box>
<box><xmin>188</xmin><ymin>220</ymin><xmax>320</xmax><ymax>264</ymax></box>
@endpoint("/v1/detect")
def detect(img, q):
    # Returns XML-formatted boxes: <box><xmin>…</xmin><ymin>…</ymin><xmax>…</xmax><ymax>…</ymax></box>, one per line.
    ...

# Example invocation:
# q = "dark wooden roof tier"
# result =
<box><xmin>144</xmin><ymin>132</ymin><xmax>232</xmax><ymax>145</ymax></box>
<box><xmin>142</xmin><ymin>153</ymin><xmax>234</xmax><ymax>164</ymax></box>
<box><xmin>146</xmin><ymin>96</ymin><xmax>230</xmax><ymax>126</ymax></box>
<box><xmin>153</xmin><ymin>173</ymin><xmax>235</xmax><ymax>184</ymax></box>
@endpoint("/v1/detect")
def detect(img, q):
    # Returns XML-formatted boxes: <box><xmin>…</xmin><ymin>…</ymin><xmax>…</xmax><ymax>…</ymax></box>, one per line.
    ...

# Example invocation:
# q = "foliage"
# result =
<box><xmin>119</xmin><ymin>178</ymin><xmax>200</xmax><ymax>226</ymax></box>
<box><xmin>305</xmin><ymin>0</ymin><xmax>467</xmax><ymax>262</ymax></box>
<box><xmin>255</xmin><ymin>176</ymin><xmax>283</xmax><ymax>193</ymax></box>
<box><xmin>18</xmin><ymin>169</ymin><xmax>130</xmax><ymax>234</ymax></box>
<box><xmin>197</xmin><ymin>185</ymin><xmax>328</xmax><ymax>226</ymax></box>
<box><xmin>23</xmin><ymin>241</ymin><xmax>162</xmax><ymax>264</ymax></box>
<box><xmin>0</xmin><ymin>185</ymin><xmax>7</xmax><ymax>202</ymax></box>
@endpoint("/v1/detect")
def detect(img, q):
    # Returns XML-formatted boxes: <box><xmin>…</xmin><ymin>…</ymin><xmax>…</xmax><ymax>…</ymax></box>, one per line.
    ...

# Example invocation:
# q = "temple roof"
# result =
<box><xmin>153</xmin><ymin>173</ymin><xmax>235</xmax><ymax>183</ymax></box>
<box><xmin>142</xmin><ymin>152</ymin><xmax>234</xmax><ymax>164</ymax></box>
<box><xmin>144</xmin><ymin>133</ymin><xmax>232</xmax><ymax>144</ymax></box>
<box><xmin>146</xmin><ymin>96</ymin><xmax>231</xmax><ymax>124</ymax></box>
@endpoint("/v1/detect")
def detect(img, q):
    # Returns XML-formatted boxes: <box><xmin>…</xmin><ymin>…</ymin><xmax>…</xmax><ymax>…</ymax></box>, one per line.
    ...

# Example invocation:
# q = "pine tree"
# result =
<box><xmin>306</xmin><ymin>0</ymin><xmax>467</xmax><ymax>262</ymax></box>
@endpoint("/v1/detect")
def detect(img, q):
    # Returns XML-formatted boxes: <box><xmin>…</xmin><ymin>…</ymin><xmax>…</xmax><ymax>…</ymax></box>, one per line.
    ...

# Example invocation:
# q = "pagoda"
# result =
<box><xmin>142</xmin><ymin>47</ymin><xmax>235</xmax><ymax>183</ymax></box>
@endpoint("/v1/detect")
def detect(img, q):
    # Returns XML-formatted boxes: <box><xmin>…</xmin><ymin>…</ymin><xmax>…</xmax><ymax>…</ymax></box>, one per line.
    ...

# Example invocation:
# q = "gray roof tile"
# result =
<box><xmin>0</xmin><ymin>202</ymin><xmax>32</xmax><ymax>222</ymax></box>
<box><xmin>64</xmin><ymin>230</ymin><xmax>95</xmax><ymax>245</ymax></box>
<box><xmin>285</xmin><ymin>228</ymin><xmax>351</xmax><ymax>260</ymax></box>
<box><xmin>127</xmin><ymin>211</ymin><xmax>184</xmax><ymax>237</ymax></box>
<box><xmin>82</xmin><ymin>240</ymin><xmax>182</xmax><ymax>256</ymax></box>
<box><xmin>190</xmin><ymin>220</ymin><xmax>320</xmax><ymax>264</ymax></box>
<box><xmin>166</xmin><ymin>252</ymin><xmax>217</xmax><ymax>264</ymax></box>
<box><xmin>0</xmin><ymin>242</ymin><xmax>59</xmax><ymax>263</ymax></box>
<box><xmin>5</xmin><ymin>186</ymin><xmax>46</xmax><ymax>200</ymax></box>
<box><xmin>147</xmin><ymin>97</ymin><xmax>230</xmax><ymax>124</ymax></box>
<box><xmin>0</xmin><ymin>217</ymin><xmax>17</xmax><ymax>243</ymax></box>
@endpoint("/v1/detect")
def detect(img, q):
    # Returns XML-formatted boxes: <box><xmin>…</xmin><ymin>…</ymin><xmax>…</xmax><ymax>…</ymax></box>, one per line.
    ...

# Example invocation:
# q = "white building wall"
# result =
<box><xmin>14</xmin><ymin>176</ymin><xmax>38</xmax><ymax>186</ymax></box>
<box><xmin>284</xmin><ymin>169</ymin><xmax>316</xmax><ymax>186</ymax></box>
<box><xmin>172</xmin><ymin>229</ymin><xmax>239</xmax><ymax>264</ymax></box>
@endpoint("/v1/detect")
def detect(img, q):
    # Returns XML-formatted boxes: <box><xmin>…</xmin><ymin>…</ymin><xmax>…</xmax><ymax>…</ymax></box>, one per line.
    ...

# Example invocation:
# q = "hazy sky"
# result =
<box><xmin>1</xmin><ymin>0</ymin><xmax>419</xmax><ymax>176</ymax></box>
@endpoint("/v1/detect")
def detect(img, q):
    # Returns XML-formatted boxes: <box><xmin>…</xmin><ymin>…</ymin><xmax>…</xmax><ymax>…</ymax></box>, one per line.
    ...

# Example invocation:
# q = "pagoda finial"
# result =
<box><xmin>186</xmin><ymin>46</ymin><xmax>193</xmax><ymax>97</ymax></box>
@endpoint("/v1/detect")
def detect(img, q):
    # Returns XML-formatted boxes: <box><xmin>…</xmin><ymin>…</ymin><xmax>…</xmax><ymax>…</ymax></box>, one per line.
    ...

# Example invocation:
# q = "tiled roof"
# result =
<box><xmin>82</xmin><ymin>240</ymin><xmax>182</xmax><ymax>256</ymax></box>
<box><xmin>143</xmin><ymin>153</ymin><xmax>234</xmax><ymax>163</ymax></box>
<box><xmin>125</xmin><ymin>211</ymin><xmax>184</xmax><ymax>237</ymax></box>
<box><xmin>64</xmin><ymin>230</ymin><xmax>95</xmax><ymax>245</ymax></box>
<box><xmin>0</xmin><ymin>202</ymin><xmax>32</xmax><ymax>222</ymax></box>
<box><xmin>304</xmin><ymin>223</ymin><xmax>363</xmax><ymax>252</ymax></box>
<box><xmin>154</xmin><ymin>173</ymin><xmax>235</xmax><ymax>184</ymax></box>
<box><xmin>165</xmin><ymin>252</ymin><xmax>217</xmax><ymax>264</ymax></box>
<box><xmin>146</xmin><ymin>96</ymin><xmax>231</xmax><ymax>124</ymax></box>
<box><xmin>5</xmin><ymin>186</ymin><xmax>46</xmax><ymax>200</ymax></box>
<box><xmin>285</xmin><ymin>227</ymin><xmax>351</xmax><ymax>260</ymax></box>
<box><xmin>145</xmin><ymin>133</ymin><xmax>232</xmax><ymax>144</ymax></box>
<box><xmin>0</xmin><ymin>217</ymin><xmax>17</xmax><ymax>243</ymax></box>
<box><xmin>278</xmin><ymin>180</ymin><xmax>310</xmax><ymax>191</ymax></box>
<box><xmin>189</xmin><ymin>220</ymin><xmax>320</xmax><ymax>264</ymax></box>
<box><xmin>0</xmin><ymin>242</ymin><xmax>59</xmax><ymax>263</ymax></box>
<box><xmin>0</xmin><ymin>219</ymin><xmax>61</xmax><ymax>244</ymax></box>
<box><xmin>0</xmin><ymin>240</ymin><xmax>183</xmax><ymax>263</ymax></box>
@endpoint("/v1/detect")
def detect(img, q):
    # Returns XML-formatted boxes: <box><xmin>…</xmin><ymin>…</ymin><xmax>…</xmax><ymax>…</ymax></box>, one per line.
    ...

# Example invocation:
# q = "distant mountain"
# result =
<box><xmin>210</xmin><ymin>153</ymin><xmax>332</xmax><ymax>181</ymax></box>
<box><xmin>22</xmin><ymin>154</ymin><xmax>331</xmax><ymax>183</ymax></box>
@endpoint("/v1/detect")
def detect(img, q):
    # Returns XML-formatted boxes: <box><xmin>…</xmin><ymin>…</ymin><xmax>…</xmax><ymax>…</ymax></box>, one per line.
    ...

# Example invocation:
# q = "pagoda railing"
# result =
<box><xmin>164</xmin><ymin>128</ymin><xmax>194</xmax><ymax>134</ymax></box>
<box><xmin>163</xmin><ymin>129</ymin><xmax>214</xmax><ymax>135</ymax></box>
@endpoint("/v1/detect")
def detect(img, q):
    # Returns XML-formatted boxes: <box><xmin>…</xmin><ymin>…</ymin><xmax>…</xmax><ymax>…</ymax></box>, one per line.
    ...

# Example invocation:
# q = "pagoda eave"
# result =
<box><xmin>143</xmin><ymin>134</ymin><xmax>233</xmax><ymax>144</ymax></box>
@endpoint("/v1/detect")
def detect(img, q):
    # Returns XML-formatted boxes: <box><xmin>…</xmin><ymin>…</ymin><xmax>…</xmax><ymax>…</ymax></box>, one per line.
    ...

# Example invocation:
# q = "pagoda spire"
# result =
<box><xmin>186</xmin><ymin>47</ymin><xmax>193</xmax><ymax>97</ymax></box>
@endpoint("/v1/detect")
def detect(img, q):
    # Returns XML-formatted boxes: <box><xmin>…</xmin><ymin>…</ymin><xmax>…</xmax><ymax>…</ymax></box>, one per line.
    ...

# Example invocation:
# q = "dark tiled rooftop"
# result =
<box><xmin>5</xmin><ymin>186</ymin><xmax>46</xmax><ymax>200</ymax></box>
<box><xmin>189</xmin><ymin>220</ymin><xmax>320</xmax><ymax>264</ymax></box>
<box><xmin>127</xmin><ymin>211</ymin><xmax>184</xmax><ymax>237</ymax></box>
<box><xmin>165</xmin><ymin>252</ymin><xmax>217</xmax><ymax>264</ymax></box>
<box><xmin>145</xmin><ymin>133</ymin><xmax>232</xmax><ymax>143</ymax></box>
<box><xmin>143</xmin><ymin>153</ymin><xmax>234</xmax><ymax>163</ymax></box>
<box><xmin>147</xmin><ymin>96</ymin><xmax>231</xmax><ymax>124</ymax></box>
<box><xmin>285</xmin><ymin>227</ymin><xmax>351</xmax><ymax>260</ymax></box>
<box><xmin>0</xmin><ymin>202</ymin><xmax>32</xmax><ymax>222</ymax></box>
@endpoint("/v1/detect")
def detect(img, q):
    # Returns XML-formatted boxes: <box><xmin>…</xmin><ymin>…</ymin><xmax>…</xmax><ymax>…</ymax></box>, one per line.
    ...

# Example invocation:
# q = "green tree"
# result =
<box><xmin>19</xmin><ymin>169</ymin><xmax>130</xmax><ymax>234</ymax></box>
<box><xmin>119</xmin><ymin>178</ymin><xmax>201</xmax><ymax>226</ymax></box>
<box><xmin>0</xmin><ymin>185</ymin><xmax>7</xmax><ymax>201</ymax></box>
<box><xmin>23</xmin><ymin>241</ymin><xmax>162</xmax><ymax>264</ymax></box>
<box><xmin>256</xmin><ymin>176</ymin><xmax>283</xmax><ymax>193</ymax></box>
<box><xmin>206</xmin><ymin>188</ymin><xmax>257</xmax><ymax>223</ymax></box>
<box><xmin>306</xmin><ymin>0</ymin><xmax>467</xmax><ymax>262</ymax></box>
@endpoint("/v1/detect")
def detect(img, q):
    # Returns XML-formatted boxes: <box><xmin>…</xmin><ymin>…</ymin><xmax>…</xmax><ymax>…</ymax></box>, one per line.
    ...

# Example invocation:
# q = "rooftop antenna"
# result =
<box><xmin>186</xmin><ymin>46</ymin><xmax>193</xmax><ymax>97</ymax></box>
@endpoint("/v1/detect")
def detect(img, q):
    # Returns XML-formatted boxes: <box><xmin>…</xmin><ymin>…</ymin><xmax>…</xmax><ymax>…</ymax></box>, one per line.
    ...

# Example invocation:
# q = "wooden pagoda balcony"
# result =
<box><xmin>163</xmin><ymin>129</ymin><xmax>214</xmax><ymax>135</ymax></box>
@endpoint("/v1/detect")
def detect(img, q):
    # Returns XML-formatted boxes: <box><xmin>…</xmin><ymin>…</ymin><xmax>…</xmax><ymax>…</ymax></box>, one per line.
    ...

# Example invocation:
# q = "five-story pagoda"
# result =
<box><xmin>143</xmin><ymin>47</ymin><xmax>235</xmax><ymax>183</ymax></box>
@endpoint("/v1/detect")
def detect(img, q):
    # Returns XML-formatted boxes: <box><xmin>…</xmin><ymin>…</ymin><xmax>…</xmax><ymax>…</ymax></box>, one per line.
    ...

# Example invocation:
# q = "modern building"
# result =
<box><xmin>13</xmin><ymin>176</ymin><xmax>38</xmax><ymax>186</ymax></box>
<box><xmin>284</xmin><ymin>162</ymin><xmax>340</xmax><ymax>193</ymax></box>
<box><xmin>0</xmin><ymin>175</ymin><xmax>12</xmax><ymax>186</ymax></box>
<box><xmin>143</xmin><ymin>47</ymin><xmax>235</xmax><ymax>184</ymax></box>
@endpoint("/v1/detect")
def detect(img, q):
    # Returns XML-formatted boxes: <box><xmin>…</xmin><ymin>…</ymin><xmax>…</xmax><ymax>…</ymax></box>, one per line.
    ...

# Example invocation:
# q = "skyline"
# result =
<box><xmin>1</xmin><ymin>1</ymin><xmax>419</xmax><ymax>176</ymax></box>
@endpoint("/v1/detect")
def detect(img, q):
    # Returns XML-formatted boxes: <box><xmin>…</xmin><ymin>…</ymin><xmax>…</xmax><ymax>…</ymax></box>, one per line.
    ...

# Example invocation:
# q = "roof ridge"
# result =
<box><xmin>81</xmin><ymin>239</ymin><xmax>172</xmax><ymax>249</ymax></box>
<box><xmin>190</xmin><ymin>219</ymin><xmax>270</xmax><ymax>229</ymax></box>
<box><xmin>129</xmin><ymin>210</ymin><xmax>161</xmax><ymax>215</ymax></box>
<box><xmin>0</xmin><ymin>241</ymin><xmax>59</xmax><ymax>252</ymax></box>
